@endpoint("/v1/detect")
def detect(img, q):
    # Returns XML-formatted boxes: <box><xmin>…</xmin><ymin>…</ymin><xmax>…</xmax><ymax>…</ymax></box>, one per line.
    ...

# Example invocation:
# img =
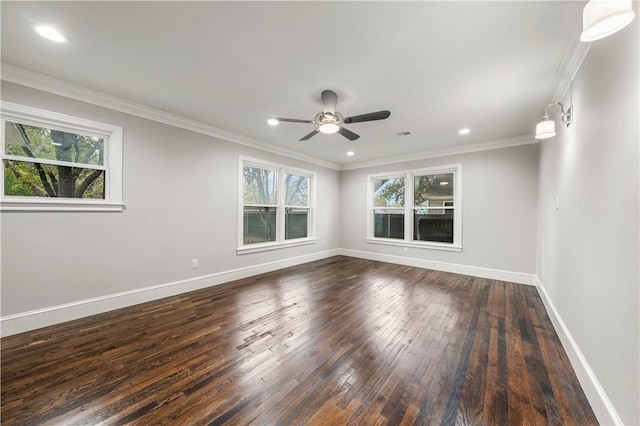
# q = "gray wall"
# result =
<box><xmin>340</xmin><ymin>144</ymin><xmax>540</xmax><ymax>274</ymax></box>
<box><xmin>0</xmin><ymin>82</ymin><xmax>341</xmax><ymax>316</ymax></box>
<box><xmin>536</xmin><ymin>18</ymin><xmax>639</xmax><ymax>425</ymax></box>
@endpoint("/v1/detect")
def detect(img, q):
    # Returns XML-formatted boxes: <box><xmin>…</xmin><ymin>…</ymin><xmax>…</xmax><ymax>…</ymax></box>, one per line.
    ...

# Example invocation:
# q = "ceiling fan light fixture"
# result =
<box><xmin>318</xmin><ymin>123</ymin><xmax>340</xmax><ymax>134</ymax></box>
<box><xmin>271</xmin><ymin>90</ymin><xmax>389</xmax><ymax>141</ymax></box>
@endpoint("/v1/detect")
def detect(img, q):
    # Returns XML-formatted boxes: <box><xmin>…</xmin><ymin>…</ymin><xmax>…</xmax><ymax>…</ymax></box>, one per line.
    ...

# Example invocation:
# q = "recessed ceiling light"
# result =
<box><xmin>267</xmin><ymin>118</ymin><xmax>279</xmax><ymax>126</ymax></box>
<box><xmin>346</xmin><ymin>151</ymin><xmax>355</xmax><ymax>156</ymax></box>
<box><xmin>34</xmin><ymin>25</ymin><xmax>67</xmax><ymax>43</ymax></box>
<box><xmin>458</xmin><ymin>128</ymin><xmax>471</xmax><ymax>135</ymax></box>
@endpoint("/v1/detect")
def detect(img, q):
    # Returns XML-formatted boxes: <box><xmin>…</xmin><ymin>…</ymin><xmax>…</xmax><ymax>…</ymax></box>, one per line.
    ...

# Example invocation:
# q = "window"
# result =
<box><xmin>1</xmin><ymin>102</ymin><xmax>123</xmax><ymax>211</ymax></box>
<box><xmin>367</xmin><ymin>164</ymin><xmax>461</xmax><ymax>251</ymax></box>
<box><xmin>239</xmin><ymin>157</ymin><xmax>315</xmax><ymax>253</ymax></box>
<box><xmin>373</xmin><ymin>177</ymin><xmax>405</xmax><ymax>239</ymax></box>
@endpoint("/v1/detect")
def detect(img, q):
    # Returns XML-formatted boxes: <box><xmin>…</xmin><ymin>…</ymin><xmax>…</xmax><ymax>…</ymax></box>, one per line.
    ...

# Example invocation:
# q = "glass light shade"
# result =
<box><xmin>318</xmin><ymin>123</ymin><xmax>339</xmax><ymax>134</ymax></box>
<box><xmin>581</xmin><ymin>0</ymin><xmax>636</xmax><ymax>42</ymax></box>
<box><xmin>267</xmin><ymin>118</ymin><xmax>279</xmax><ymax>125</ymax></box>
<box><xmin>535</xmin><ymin>119</ymin><xmax>556</xmax><ymax>139</ymax></box>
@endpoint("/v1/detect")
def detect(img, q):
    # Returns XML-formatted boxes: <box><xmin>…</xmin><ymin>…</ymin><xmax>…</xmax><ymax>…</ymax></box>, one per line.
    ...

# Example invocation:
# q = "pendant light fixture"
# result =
<box><xmin>580</xmin><ymin>0</ymin><xmax>636</xmax><ymax>42</ymax></box>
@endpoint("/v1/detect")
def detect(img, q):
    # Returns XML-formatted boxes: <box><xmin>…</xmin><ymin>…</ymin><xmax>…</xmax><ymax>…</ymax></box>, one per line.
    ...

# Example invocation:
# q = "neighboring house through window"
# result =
<box><xmin>238</xmin><ymin>156</ymin><xmax>315</xmax><ymax>254</ymax></box>
<box><xmin>1</xmin><ymin>102</ymin><xmax>123</xmax><ymax>211</ymax></box>
<box><xmin>368</xmin><ymin>164</ymin><xmax>462</xmax><ymax>251</ymax></box>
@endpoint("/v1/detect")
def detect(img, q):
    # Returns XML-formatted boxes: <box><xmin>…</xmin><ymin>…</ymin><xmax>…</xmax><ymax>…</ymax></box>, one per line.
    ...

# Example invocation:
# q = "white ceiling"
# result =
<box><xmin>1</xmin><ymin>1</ymin><xmax>584</xmax><ymax>169</ymax></box>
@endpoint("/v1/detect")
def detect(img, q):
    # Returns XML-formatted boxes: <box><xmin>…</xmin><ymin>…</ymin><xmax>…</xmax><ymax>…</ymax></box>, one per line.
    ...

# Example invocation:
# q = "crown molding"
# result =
<box><xmin>1</xmin><ymin>64</ymin><xmax>554</xmax><ymax>173</ymax></box>
<box><xmin>340</xmin><ymin>135</ymin><xmax>537</xmax><ymax>171</ymax></box>
<box><xmin>0</xmin><ymin>64</ymin><xmax>341</xmax><ymax>171</ymax></box>
<box><xmin>543</xmin><ymin>18</ymin><xmax>591</xmax><ymax>108</ymax></box>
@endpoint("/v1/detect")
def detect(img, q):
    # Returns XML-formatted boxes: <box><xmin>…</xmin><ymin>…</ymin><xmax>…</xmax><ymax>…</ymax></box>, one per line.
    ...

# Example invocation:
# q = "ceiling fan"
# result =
<box><xmin>268</xmin><ymin>90</ymin><xmax>391</xmax><ymax>141</ymax></box>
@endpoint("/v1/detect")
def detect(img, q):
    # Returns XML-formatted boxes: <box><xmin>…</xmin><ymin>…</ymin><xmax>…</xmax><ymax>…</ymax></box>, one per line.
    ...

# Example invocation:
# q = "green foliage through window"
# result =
<box><xmin>374</xmin><ymin>178</ymin><xmax>404</xmax><ymax>207</ymax></box>
<box><xmin>369</xmin><ymin>167</ymin><xmax>460</xmax><ymax>246</ymax></box>
<box><xmin>3</xmin><ymin>121</ymin><xmax>105</xmax><ymax>199</ymax></box>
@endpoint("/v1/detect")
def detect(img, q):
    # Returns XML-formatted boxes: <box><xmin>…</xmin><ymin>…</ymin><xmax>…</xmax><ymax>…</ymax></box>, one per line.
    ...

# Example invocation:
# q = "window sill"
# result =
<box><xmin>237</xmin><ymin>238</ymin><xmax>316</xmax><ymax>255</ymax></box>
<box><xmin>1</xmin><ymin>199</ymin><xmax>125</xmax><ymax>212</ymax></box>
<box><xmin>366</xmin><ymin>238</ymin><xmax>462</xmax><ymax>252</ymax></box>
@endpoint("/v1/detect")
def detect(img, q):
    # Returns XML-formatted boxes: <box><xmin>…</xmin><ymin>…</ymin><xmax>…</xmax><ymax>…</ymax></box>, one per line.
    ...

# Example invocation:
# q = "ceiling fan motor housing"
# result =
<box><xmin>314</xmin><ymin>111</ymin><xmax>343</xmax><ymax>126</ymax></box>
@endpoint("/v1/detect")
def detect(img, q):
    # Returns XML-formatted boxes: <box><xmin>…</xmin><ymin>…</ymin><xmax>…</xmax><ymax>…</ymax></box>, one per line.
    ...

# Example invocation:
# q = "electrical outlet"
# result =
<box><xmin>191</xmin><ymin>259</ymin><xmax>199</xmax><ymax>269</ymax></box>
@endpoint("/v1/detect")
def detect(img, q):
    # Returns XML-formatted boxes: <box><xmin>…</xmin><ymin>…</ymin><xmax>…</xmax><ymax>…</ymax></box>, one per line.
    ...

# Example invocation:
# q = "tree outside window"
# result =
<box><xmin>368</xmin><ymin>165</ymin><xmax>461</xmax><ymax>248</ymax></box>
<box><xmin>241</xmin><ymin>160</ymin><xmax>314</xmax><ymax>249</ymax></box>
<box><xmin>284</xmin><ymin>173</ymin><xmax>309</xmax><ymax>240</ymax></box>
<box><xmin>373</xmin><ymin>177</ymin><xmax>404</xmax><ymax>239</ymax></box>
<box><xmin>243</xmin><ymin>166</ymin><xmax>277</xmax><ymax>244</ymax></box>
<box><xmin>4</xmin><ymin>122</ymin><xmax>105</xmax><ymax>199</ymax></box>
<box><xmin>1</xmin><ymin>102</ymin><xmax>123</xmax><ymax>211</ymax></box>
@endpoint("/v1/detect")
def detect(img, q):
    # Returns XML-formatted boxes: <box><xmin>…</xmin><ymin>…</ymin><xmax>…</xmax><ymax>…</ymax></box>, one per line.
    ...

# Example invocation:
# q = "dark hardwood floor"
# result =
<box><xmin>1</xmin><ymin>256</ymin><xmax>597</xmax><ymax>425</ymax></box>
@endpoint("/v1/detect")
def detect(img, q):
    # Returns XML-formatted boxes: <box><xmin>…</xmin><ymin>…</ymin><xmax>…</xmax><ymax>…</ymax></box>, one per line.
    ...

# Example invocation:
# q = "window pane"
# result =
<box><xmin>285</xmin><ymin>174</ymin><xmax>308</xmax><ymax>206</ymax></box>
<box><xmin>243</xmin><ymin>166</ymin><xmax>276</xmax><ymax>204</ymax></box>
<box><xmin>243</xmin><ymin>206</ymin><xmax>276</xmax><ymax>244</ymax></box>
<box><xmin>374</xmin><ymin>208</ymin><xmax>404</xmax><ymax>239</ymax></box>
<box><xmin>4</xmin><ymin>159</ymin><xmax>105</xmax><ymax>199</ymax></box>
<box><xmin>413</xmin><ymin>209</ymin><xmax>454</xmax><ymax>243</ymax></box>
<box><xmin>4</xmin><ymin>121</ymin><xmax>105</xmax><ymax>166</ymax></box>
<box><xmin>285</xmin><ymin>207</ymin><xmax>308</xmax><ymax>240</ymax></box>
<box><xmin>414</xmin><ymin>173</ymin><xmax>454</xmax><ymax>207</ymax></box>
<box><xmin>374</xmin><ymin>177</ymin><xmax>404</xmax><ymax>207</ymax></box>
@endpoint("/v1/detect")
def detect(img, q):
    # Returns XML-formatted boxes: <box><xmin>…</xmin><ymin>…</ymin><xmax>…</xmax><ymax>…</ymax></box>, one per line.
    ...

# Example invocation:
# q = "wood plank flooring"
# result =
<box><xmin>1</xmin><ymin>256</ymin><xmax>598</xmax><ymax>425</ymax></box>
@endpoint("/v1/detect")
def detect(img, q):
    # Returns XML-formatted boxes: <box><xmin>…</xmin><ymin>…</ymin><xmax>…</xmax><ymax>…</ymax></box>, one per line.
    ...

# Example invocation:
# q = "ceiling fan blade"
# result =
<box><xmin>299</xmin><ymin>129</ymin><xmax>320</xmax><ymax>141</ymax></box>
<box><xmin>338</xmin><ymin>127</ymin><xmax>360</xmax><ymax>141</ymax></box>
<box><xmin>321</xmin><ymin>90</ymin><xmax>338</xmax><ymax>115</ymax></box>
<box><xmin>270</xmin><ymin>117</ymin><xmax>313</xmax><ymax>124</ymax></box>
<box><xmin>343</xmin><ymin>110</ymin><xmax>391</xmax><ymax>124</ymax></box>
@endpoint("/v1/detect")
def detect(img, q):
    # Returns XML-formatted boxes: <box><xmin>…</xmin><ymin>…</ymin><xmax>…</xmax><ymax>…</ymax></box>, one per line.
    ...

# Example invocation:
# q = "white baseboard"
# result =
<box><xmin>339</xmin><ymin>248</ymin><xmax>536</xmax><ymax>285</ymax></box>
<box><xmin>534</xmin><ymin>276</ymin><xmax>622</xmax><ymax>426</ymax></box>
<box><xmin>0</xmin><ymin>249</ymin><xmax>534</xmax><ymax>337</ymax></box>
<box><xmin>0</xmin><ymin>249</ymin><xmax>340</xmax><ymax>337</ymax></box>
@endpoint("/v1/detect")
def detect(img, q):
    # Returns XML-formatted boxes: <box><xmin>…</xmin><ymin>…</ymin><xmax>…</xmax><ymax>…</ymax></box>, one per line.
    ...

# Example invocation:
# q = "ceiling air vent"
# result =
<box><xmin>395</xmin><ymin>130</ymin><xmax>412</xmax><ymax>136</ymax></box>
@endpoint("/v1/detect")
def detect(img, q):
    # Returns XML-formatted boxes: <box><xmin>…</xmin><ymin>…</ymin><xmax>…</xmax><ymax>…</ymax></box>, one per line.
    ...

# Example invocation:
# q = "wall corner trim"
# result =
<box><xmin>543</xmin><ymin>18</ymin><xmax>591</xmax><ymax>107</ymax></box>
<box><xmin>534</xmin><ymin>276</ymin><xmax>623</xmax><ymax>426</ymax></box>
<box><xmin>0</xmin><ymin>249</ymin><xmax>340</xmax><ymax>337</ymax></box>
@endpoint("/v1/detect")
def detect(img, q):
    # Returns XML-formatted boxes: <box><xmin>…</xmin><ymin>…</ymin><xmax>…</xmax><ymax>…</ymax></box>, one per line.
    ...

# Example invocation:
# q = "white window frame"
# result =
<box><xmin>237</xmin><ymin>156</ymin><xmax>316</xmax><ymax>254</ymax></box>
<box><xmin>367</xmin><ymin>164</ymin><xmax>462</xmax><ymax>252</ymax></box>
<box><xmin>1</xmin><ymin>101</ymin><xmax>123</xmax><ymax>212</ymax></box>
